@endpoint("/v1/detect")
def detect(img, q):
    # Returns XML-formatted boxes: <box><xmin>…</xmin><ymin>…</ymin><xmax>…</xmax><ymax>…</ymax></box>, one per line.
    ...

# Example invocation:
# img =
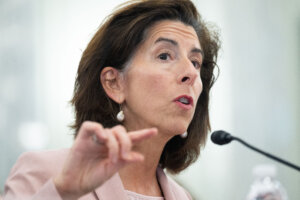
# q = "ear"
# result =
<box><xmin>100</xmin><ymin>67</ymin><xmax>125</xmax><ymax>104</ymax></box>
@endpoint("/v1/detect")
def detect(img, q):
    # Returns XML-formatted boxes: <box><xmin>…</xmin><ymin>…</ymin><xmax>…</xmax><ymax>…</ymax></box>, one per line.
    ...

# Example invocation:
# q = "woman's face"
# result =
<box><xmin>122</xmin><ymin>20</ymin><xmax>203</xmax><ymax>137</ymax></box>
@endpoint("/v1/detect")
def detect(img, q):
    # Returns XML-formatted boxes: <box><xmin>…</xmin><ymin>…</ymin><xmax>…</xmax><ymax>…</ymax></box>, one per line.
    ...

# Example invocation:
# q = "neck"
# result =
<box><xmin>119</xmin><ymin>127</ymin><xmax>171</xmax><ymax>196</ymax></box>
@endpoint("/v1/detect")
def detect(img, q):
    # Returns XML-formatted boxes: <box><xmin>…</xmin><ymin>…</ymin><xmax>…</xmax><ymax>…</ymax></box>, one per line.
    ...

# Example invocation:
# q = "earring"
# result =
<box><xmin>116</xmin><ymin>107</ymin><xmax>124</xmax><ymax>122</ymax></box>
<box><xmin>180</xmin><ymin>131</ymin><xmax>188</xmax><ymax>138</ymax></box>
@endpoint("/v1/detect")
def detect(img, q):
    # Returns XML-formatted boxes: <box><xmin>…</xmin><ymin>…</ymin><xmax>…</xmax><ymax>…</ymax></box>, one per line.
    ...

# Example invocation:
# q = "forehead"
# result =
<box><xmin>144</xmin><ymin>20</ymin><xmax>201</xmax><ymax>48</ymax></box>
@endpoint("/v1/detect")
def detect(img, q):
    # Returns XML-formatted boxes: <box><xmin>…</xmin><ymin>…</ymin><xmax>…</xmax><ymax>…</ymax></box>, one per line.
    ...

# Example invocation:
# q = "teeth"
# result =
<box><xmin>179</xmin><ymin>97</ymin><xmax>189</xmax><ymax>104</ymax></box>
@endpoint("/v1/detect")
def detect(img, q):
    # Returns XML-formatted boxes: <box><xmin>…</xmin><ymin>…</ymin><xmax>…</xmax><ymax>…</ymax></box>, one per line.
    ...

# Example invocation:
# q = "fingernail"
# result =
<box><xmin>138</xmin><ymin>155</ymin><xmax>144</xmax><ymax>161</ymax></box>
<box><xmin>152</xmin><ymin>127</ymin><xmax>158</xmax><ymax>131</ymax></box>
<box><xmin>151</xmin><ymin>128</ymin><xmax>158</xmax><ymax>134</ymax></box>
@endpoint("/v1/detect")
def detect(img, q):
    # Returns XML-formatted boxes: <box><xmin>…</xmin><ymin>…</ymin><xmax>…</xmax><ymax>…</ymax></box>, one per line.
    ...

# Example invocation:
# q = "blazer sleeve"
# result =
<box><xmin>3</xmin><ymin>151</ymin><xmax>64</xmax><ymax>200</ymax></box>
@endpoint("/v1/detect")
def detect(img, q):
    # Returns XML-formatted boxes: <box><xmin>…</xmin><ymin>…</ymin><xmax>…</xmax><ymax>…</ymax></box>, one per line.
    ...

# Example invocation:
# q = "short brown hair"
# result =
<box><xmin>71</xmin><ymin>0</ymin><xmax>220</xmax><ymax>173</ymax></box>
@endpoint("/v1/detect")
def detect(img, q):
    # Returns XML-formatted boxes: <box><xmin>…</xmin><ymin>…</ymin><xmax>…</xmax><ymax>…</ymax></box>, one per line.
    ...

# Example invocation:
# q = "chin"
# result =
<box><xmin>164</xmin><ymin>121</ymin><xmax>190</xmax><ymax>136</ymax></box>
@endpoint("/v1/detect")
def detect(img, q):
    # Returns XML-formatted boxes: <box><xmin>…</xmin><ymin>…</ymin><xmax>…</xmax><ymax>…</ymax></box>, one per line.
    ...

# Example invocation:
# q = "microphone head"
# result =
<box><xmin>211</xmin><ymin>130</ymin><xmax>233</xmax><ymax>145</ymax></box>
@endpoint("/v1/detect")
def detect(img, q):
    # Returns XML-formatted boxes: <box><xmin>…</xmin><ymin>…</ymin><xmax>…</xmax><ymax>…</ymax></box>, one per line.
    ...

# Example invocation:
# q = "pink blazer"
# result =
<box><xmin>4</xmin><ymin>149</ymin><xmax>192</xmax><ymax>200</ymax></box>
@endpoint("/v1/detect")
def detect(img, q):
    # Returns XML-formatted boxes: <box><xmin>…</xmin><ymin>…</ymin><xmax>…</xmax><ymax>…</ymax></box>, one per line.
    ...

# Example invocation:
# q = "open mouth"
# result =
<box><xmin>174</xmin><ymin>95</ymin><xmax>193</xmax><ymax>109</ymax></box>
<box><xmin>178</xmin><ymin>97</ymin><xmax>190</xmax><ymax>105</ymax></box>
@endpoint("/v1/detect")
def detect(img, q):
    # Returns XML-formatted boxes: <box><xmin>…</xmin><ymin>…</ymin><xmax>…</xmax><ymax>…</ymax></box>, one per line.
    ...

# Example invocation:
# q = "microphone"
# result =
<box><xmin>211</xmin><ymin>130</ymin><xmax>300</xmax><ymax>172</ymax></box>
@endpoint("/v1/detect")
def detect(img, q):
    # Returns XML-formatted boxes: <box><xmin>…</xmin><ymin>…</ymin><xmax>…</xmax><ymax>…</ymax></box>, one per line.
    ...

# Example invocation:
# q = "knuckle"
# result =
<box><xmin>81</xmin><ymin>121</ymin><xmax>90</xmax><ymax>128</ymax></box>
<box><xmin>79</xmin><ymin>121</ymin><xmax>91</xmax><ymax>133</ymax></box>
<box><xmin>81</xmin><ymin>121</ymin><xmax>103</xmax><ymax>133</ymax></box>
<box><xmin>113</xmin><ymin>125</ymin><xmax>126</xmax><ymax>132</ymax></box>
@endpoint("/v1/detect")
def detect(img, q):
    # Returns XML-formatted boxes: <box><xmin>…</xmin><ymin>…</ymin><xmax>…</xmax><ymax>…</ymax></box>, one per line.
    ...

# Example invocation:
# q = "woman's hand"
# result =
<box><xmin>53</xmin><ymin>121</ymin><xmax>157</xmax><ymax>200</ymax></box>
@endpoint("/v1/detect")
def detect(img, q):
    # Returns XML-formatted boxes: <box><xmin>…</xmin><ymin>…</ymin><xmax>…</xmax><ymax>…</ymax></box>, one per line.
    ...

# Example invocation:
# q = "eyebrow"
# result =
<box><xmin>154</xmin><ymin>37</ymin><xmax>204</xmax><ymax>57</ymax></box>
<box><xmin>191</xmin><ymin>48</ymin><xmax>204</xmax><ymax>57</ymax></box>
<box><xmin>155</xmin><ymin>37</ymin><xmax>178</xmax><ymax>46</ymax></box>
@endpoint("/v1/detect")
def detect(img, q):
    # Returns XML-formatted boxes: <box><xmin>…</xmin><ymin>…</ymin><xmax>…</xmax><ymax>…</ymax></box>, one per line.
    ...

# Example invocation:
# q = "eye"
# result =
<box><xmin>191</xmin><ymin>60</ymin><xmax>201</xmax><ymax>69</ymax></box>
<box><xmin>158</xmin><ymin>53</ymin><xmax>170</xmax><ymax>61</ymax></box>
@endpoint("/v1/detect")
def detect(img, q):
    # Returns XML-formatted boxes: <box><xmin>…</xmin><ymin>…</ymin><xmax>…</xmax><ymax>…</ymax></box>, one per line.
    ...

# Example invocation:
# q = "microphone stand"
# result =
<box><xmin>232</xmin><ymin>136</ymin><xmax>300</xmax><ymax>172</ymax></box>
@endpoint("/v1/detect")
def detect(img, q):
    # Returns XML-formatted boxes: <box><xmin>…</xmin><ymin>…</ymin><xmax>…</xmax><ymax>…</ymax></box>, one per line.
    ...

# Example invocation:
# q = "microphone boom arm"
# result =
<box><xmin>232</xmin><ymin>136</ymin><xmax>300</xmax><ymax>172</ymax></box>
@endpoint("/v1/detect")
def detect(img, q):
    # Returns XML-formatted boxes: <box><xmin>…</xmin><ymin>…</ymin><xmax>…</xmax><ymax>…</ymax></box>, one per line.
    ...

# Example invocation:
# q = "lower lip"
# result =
<box><xmin>174</xmin><ymin>101</ymin><xmax>193</xmax><ymax>110</ymax></box>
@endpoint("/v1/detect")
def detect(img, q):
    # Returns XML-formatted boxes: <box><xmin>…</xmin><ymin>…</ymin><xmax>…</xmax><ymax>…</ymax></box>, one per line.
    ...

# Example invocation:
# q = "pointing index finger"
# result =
<box><xmin>129</xmin><ymin>128</ymin><xmax>158</xmax><ymax>144</ymax></box>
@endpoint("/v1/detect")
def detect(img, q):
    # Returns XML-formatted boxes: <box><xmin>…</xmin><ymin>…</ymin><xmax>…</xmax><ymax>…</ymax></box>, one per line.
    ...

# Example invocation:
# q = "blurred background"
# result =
<box><xmin>0</xmin><ymin>0</ymin><xmax>299</xmax><ymax>199</ymax></box>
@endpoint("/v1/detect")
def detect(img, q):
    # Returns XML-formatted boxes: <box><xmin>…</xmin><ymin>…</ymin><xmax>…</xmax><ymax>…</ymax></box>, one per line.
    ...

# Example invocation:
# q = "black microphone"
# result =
<box><xmin>211</xmin><ymin>130</ymin><xmax>300</xmax><ymax>172</ymax></box>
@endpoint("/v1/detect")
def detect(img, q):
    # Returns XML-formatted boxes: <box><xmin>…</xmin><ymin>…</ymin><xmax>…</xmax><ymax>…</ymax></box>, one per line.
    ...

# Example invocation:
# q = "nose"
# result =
<box><xmin>177</xmin><ymin>58</ymin><xmax>200</xmax><ymax>86</ymax></box>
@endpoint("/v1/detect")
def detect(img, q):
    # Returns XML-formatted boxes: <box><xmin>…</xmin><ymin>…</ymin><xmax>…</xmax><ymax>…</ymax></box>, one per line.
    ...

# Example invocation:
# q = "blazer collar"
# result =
<box><xmin>95</xmin><ymin>173</ymin><xmax>127</xmax><ymax>200</ymax></box>
<box><xmin>94</xmin><ymin>167</ymin><xmax>177</xmax><ymax>200</ymax></box>
<box><xmin>156</xmin><ymin>167</ymin><xmax>176</xmax><ymax>200</ymax></box>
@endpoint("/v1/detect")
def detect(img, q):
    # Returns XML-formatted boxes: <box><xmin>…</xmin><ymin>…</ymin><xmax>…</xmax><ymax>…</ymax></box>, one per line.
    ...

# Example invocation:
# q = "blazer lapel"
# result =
<box><xmin>157</xmin><ymin>167</ymin><xmax>191</xmax><ymax>200</ymax></box>
<box><xmin>156</xmin><ymin>167</ymin><xmax>176</xmax><ymax>200</ymax></box>
<box><xmin>93</xmin><ymin>168</ymin><xmax>188</xmax><ymax>200</ymax></box>
<box><xmin>94</xmin><ymin>173</ymin><xmax>127</xmax><ymax>200</ymax></box>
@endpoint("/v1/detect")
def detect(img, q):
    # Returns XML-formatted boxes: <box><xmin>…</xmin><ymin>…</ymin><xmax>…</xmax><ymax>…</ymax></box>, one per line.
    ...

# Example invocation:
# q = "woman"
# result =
<box><xmin>4</xmin><ymin>0</ymin><xmax>220</xmax><ymax>199</ymax></box>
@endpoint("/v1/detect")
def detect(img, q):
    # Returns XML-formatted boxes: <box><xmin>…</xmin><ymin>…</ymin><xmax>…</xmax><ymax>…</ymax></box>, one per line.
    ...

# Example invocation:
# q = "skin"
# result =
<box><xmin>54</xmin><ymin>20</ymin><xmax>203</xmax><ymax>199</ymax></box>
<box><xmin>123</xmin><ymin>20</ymin><xmax>203</xmax><ymax>136</ymax></box>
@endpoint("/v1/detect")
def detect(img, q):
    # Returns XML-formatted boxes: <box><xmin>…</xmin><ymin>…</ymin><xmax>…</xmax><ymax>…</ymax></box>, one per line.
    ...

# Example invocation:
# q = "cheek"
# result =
<box><xmin>195</xmin><ymin>78</ymin><xmax>203</xmax><ymax>99</ymax></box>
<box><xmin>126</xmin><ymin>69</ymin><xmax>168</xmax><ymax>103</ymax></box>
<box><xmin>144</xmin><ymin>73</ymin><xmax>165</xmax><ymax>90</ymax></box>
<box><xmin>139</xmin><ymin>71</ymin><xmax>167</xmax><ymax>100</ymax></box>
